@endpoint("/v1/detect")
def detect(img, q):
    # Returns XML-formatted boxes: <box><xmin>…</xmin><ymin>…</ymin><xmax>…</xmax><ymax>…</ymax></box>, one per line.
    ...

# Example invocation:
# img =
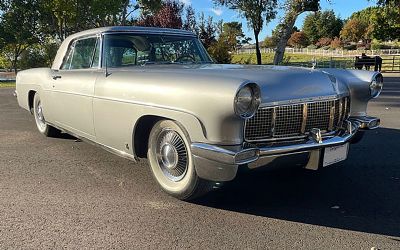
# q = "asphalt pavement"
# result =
<box><xmin>0</xmin><ymin>74</ymin><xmax>399</xmax><ymax>249</ymax></box>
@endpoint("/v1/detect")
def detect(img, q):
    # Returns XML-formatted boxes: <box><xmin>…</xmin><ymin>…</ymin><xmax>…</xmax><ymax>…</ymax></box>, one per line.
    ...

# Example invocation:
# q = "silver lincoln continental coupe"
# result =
<box><xmin>16</xmin><ymin>26</ymin><xmax>383</xmax><ymax>200</ymax></box>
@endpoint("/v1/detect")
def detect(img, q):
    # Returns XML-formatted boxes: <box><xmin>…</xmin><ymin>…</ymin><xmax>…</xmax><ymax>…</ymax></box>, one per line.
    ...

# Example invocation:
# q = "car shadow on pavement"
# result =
<box><xmin>195</xmin><ymin>127</ymin><xmax>400</xmax><ymax>238</ymax></box>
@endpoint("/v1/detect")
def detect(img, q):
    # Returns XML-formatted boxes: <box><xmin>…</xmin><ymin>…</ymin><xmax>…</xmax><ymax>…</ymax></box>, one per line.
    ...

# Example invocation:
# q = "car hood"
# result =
<box><xmin>113</xmin><ymin>64</ymin><xmax>348</xmax><ymax>104</ymax></box>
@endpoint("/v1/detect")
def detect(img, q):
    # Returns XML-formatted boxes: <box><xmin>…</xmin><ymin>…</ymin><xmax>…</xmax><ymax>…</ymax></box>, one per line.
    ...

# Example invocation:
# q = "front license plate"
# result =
<box><xmin>323</xmin><ymin>143</ymin><xmax>349</xmax><ymax>167</ymax></box>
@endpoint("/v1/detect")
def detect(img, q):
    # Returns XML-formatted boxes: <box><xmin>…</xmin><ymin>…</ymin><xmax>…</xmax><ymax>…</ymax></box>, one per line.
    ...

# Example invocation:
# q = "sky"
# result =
<box><xmin>179</xmin><ymin>0</ymin><xmax>377</xmax><ymax>41</ymax></box>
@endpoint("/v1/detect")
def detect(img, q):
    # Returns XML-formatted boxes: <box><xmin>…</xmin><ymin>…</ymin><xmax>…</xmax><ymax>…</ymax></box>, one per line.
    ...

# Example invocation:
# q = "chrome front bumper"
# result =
<box><xmin>191</xmin><ymin>116</ymin><xmax>379</xmax><ymax>182</ymax></box>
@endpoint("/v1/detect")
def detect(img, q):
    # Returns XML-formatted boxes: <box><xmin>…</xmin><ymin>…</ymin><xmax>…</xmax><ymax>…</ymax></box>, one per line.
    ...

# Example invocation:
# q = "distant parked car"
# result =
<box><xmin>16</xmin><ymin>27</ymin><xmax>383</xmax><ymax>200</ymax></box>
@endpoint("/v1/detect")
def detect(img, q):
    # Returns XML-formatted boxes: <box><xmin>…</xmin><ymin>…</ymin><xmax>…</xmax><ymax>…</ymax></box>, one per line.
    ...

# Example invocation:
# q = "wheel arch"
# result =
<box><xmin>132</xmin><ymin>111</ymin><xmax>207</xmax><ymax>159</ymax></box>
<box><xmin>28</xmin><ymin>90</ymin><xmax>37</xmax><ymax>114</ymax></box>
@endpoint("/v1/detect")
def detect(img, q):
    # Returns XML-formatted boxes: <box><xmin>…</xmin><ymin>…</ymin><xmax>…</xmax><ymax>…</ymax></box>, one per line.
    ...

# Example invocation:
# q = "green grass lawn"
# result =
<box><xmin>232</xmin><ymin>53</ymin><xmax>399</xmax><ymax>71</ymax></box>
<box><xmin>0</xmin><ymin>81</ymin><xmax>16</xmax><ymax>88</ymax></box>
<box><xmin>232</xmin><ymin>53</ymin><xmax>328</xmax><ymax>65</ymax></box>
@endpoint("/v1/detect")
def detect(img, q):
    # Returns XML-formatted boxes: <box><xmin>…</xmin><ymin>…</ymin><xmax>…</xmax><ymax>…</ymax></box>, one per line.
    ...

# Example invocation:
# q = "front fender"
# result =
<box><xmin>322</xmin><ymin>69</ymin><xmax>381</xmax><ymax>117</ymax></box>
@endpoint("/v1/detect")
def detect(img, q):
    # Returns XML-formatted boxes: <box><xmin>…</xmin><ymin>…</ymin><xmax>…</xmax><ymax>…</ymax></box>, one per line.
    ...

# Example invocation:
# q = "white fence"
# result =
<box><xmin>236</xmin><ymin>48</ymin><xmax>400</xmax><ymax>57</ymax></box>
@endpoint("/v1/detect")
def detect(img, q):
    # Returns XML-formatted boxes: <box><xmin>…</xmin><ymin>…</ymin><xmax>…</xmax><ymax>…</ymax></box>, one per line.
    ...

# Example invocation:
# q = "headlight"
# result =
<box><xmin>234</xmin><ymin>83</ymin><xmax>261</xmax><ymax>118</ymax></box>
<box><xmin>370</xmin><ymin>73</ymin><xmax>383</xmax><ymax>98</ymax></box>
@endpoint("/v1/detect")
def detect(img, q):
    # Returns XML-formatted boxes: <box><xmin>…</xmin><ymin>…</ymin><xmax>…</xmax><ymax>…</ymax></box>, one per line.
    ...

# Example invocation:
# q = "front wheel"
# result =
<box><xmin>33</xmin><ymin>93</ymin><xmax>59</xmax><ymax>137</ymax></box>
<box><xmin>147</xmin><ymin>120</ymin><xmax>213</xmax><ymax>200</ymax></box>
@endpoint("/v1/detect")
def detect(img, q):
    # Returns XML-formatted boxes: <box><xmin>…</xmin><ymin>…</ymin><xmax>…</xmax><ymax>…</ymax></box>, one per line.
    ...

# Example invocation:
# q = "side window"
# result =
<box><xmin>61</xmin><ymin>44</ymin><xmax>74</xmax><ymax>70</ymax></box>
<box><xmin>92</xmin><ymin>39</ymin><xmax>101</xmax><ymax>68</ymax></box>
<box><xmin>61</xmin><ymin>37</ymin><xmax>98</xmax><ymax>70</ymax></box>
<box><xmin>104</xmin><ymin>35</ymin><xmax>141</xmax><ymax>67</ymax></box>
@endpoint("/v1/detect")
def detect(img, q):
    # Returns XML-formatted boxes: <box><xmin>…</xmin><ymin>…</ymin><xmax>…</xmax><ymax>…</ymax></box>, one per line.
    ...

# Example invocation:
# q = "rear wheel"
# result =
<box><xmin>33</xmin><ymin>93</ymin><xmax>59</xmax><ymax>137</ymax></box>
<box><xmin>147</xmin><ymin>120</ymin><xmax>213</xmax><ymax>200</ymax></box>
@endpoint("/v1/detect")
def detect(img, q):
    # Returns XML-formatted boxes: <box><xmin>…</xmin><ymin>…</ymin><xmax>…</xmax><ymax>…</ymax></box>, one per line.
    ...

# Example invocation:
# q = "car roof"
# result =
<box><xmin>52</xmin><ymin>26</ymin><xmax>197</xmax><ymax>70</ymax></box>
<box><xmin>69</xmin><ymin>26</ymin><xmax>196</xmax><ymax>40</ymax></box>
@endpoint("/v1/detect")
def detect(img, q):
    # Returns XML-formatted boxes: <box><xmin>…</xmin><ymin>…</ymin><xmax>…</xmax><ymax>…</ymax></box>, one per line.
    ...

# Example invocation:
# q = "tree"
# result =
<box><xmin>136</xmin><ymin>0</ymin><xmax>184</xmax><ymax>29</ymax></box>
<box><xmin>302</xmin><ymin>10</ymin><xmax>342</xmax><ymax>44</ymax></box>
<box><xmin>208</xmin><ymin>38</ymin><xmax>232</xmax><ymax>63</ymax></box>
<box><xmin>37</xmin><ymin>0</ymin><xmax>162</xmax><ymax>41</ymax></box>
<box><xmin>288</xmin><ymin>31</ymin><xmax>309</xmax><ymax>48</ymax></box>
<box><xmin>221</xmin><ymin>22</ymin><xmax>250</xmax><ymax>51</ymax></box>
<box><xmin>340</xmin><ymin>18</ymin><xmax>369</xmax><ymax>42</ymax></box>
<box><xmin>372</xmin><ymin>6</ymin><xmax>400</xmax><ymax>41</ymax></box>
<box><xmin>273</xmin><ymin>0</ymin><xmax>320</xmax><ymax>65</ymax></box>
<box><xmin>263</xmin><ymin>23</ymin><xmax>292</xmax><ymax>48</ymax></box>
<box><xmin>375</xmin><ymin>0</ymin><xmax>400</xmax><ymax>6</ymax></box>
<box><xmin>214</xmin><ymin>0</ymin><xmax>277</xmax><ymax>65</ymax></box>
<box><xmin>182</xmin><ymin>5</ymin><xmax>197</xmax><ymax>33</ymax></box>
<box><xmin>198</xmin><ymin>13</ymin><xmax>217</xmax><ymax>49</ymax></box>
<box><xmin>0</xmin><ymin>0</ymin><xmax>41</xmax><ymax>73</ymax></box>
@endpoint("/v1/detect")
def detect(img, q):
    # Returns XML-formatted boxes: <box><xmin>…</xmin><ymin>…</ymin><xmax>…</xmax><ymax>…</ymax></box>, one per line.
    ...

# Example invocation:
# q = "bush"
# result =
<box><xmin>316</xmin><ymin>37</ymin><xmax>332</xmax><ymax>48</ymax></box>
<box><xmin>330</xmin><ymin>37</ymin><xmax>343</xmax><ymax>49</ymax></box>
<box><xmin>307</xmin><ymin>44</ymin><xmax>318</xmax><ymax>49</ymax></box>
<box><xmin>343</xmin><ymin>44</ymin><xmax>357</xmax><ymax>50</ymax></box>
<box><xmin>288</xmin><ymin>32</ymin><xmax>309</xmax><ymax>48</ymax></box>
<box><xmin>208</xmin><ymin>40</ymin><xmax>232</xmax><ymax>64</ymax></box>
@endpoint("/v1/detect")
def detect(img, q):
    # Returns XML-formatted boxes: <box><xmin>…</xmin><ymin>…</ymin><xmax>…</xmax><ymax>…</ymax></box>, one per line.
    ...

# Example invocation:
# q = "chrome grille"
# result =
<box><xmin>245</xmin><ymin>97</ymin><xmax>350</xmax><ymax>142</ymax></box>
<box><xmin>305</xmin><ymin>100</ymin><xmax>334</xmax><ymax>132</ymax></box>
<box><xmin>274</xmin><ymin>104</ymin><xmax>303</xmax><ymax>137</ymax></box>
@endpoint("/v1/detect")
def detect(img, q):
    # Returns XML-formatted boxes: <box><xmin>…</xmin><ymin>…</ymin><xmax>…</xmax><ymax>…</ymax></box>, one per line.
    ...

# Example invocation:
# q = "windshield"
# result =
<box><xmin>103</xmin><ymin>33</ymin><xmax>212</xmax><ymax>67</ymax></box>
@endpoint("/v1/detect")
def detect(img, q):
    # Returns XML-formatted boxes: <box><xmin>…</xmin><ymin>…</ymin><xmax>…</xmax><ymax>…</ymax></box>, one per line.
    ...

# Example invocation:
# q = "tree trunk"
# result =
<box><xmin>12</xmin><ymin>45</ymin><xmax>19</xmax><ymax>74</ymax></box>
<box><xmin>254</xmin><ymin>30</ymin><xmax>261</xmax><ymax>65</ymax></box>
<box><xmin>13</xmin><ymin>54</ymin><xmax>18</xmax><ymax>74</ymax></box>
<box><xmin>273</xmin><ymin>13</ymin><xmax>299</xmax><ymax>65</ymax></box>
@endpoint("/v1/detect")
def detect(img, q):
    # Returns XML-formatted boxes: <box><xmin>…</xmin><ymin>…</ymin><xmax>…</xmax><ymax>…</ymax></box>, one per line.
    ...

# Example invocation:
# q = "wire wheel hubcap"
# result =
<box><xmin>37</xmin><ymin>102</ymin><xmax>44</xmax><ymax>122</ymax></box>
<box><xmin>156</xmin><ymin>129</ymin><xmax>188</xmax><ymax>182</ymax></box>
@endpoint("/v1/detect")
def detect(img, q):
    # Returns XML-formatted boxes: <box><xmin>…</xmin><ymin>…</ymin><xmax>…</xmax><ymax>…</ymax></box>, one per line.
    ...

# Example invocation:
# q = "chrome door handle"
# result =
<box><xmin>52</xmin><ymin>75</ymin><xmax>62</xmax><ymax>80</ymax></box>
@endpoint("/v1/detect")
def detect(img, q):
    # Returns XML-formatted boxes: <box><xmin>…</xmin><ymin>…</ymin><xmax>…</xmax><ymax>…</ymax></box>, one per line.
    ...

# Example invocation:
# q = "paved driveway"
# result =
<box><xmin>0</xmin><ymin>74</ymin><xmax>399</xmax><ymax>249</ymax></box>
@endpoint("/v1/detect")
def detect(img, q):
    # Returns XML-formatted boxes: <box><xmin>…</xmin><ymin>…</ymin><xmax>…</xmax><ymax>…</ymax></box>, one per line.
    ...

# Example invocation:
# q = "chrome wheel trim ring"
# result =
<box><xmin>35</xmin><ymin>100</ymin><xmax>46</xmax><ymax>131</ymax></box>
<box><xmin>156</xmin><ymin>129</ymin><xmax>188</xmax><ymax>182</ymax></box>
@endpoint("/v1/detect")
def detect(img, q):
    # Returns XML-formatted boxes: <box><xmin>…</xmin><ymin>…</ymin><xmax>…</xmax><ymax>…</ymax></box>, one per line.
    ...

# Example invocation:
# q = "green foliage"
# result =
<box><xmin>0</xmin><ymin>0</ymin><xmax>41</xmax><ymax>72</ymax></box>
<box><xmin>340</xmin><ymin>18</ymin><xmax>369</xmax><ymax>42</ymax></box>
<box><xmin>375</xmin><ymin>0</ymin><xmax>400</xmax><ymax>6</ymax></box>
<box><xmin>208</xmin><ymin>39</ymin><xmax>232</xmax><ymax>64</ymax></box>
<box><xmin>273</xmin><ymin>0</ymin><xmax>320</xmax><ymax>65</ymax></box>
<box><xmin>263</xmin><ymin>36</ymin><xmax>278</xmax><ymax>48</ymax></box>
<box><xmin>221</xmin><ymin>22</ymin><xmax>250</xmax><ymax>51</ymax></box>
<box><xmin>198</xmin><ymin>13</ymin><xmax>217</xmax><ymax>49</ymax></box>
<box><xmin>302</xmin><ymin>10</ymin><xmax>343</xmax><ymax>44</ymax></box>
<box><xmin>214</xmin><ymin>0</ymin><xmax>278</xmax><ymax>65</ymax></box>
<box><xmin>344</xmin><ymin>6</ymin><xmax>399</xmax><ymax>42</ymax></box>
<box><xmin>371</xmin><ymin>6</ymin><xmax>400</xmax><ymax>41</ymax></box>
<box><xmin>182</xmin><ymin>5</ymin><xmax>197</xmax><ymax>33</ymax></box>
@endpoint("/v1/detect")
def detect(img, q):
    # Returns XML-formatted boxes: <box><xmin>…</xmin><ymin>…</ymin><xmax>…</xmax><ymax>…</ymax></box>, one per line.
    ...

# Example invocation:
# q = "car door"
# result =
<box><xmin>50</xmin><ymin>36</ymin><xmax>101</xmax><ymax>140</ymax></box>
